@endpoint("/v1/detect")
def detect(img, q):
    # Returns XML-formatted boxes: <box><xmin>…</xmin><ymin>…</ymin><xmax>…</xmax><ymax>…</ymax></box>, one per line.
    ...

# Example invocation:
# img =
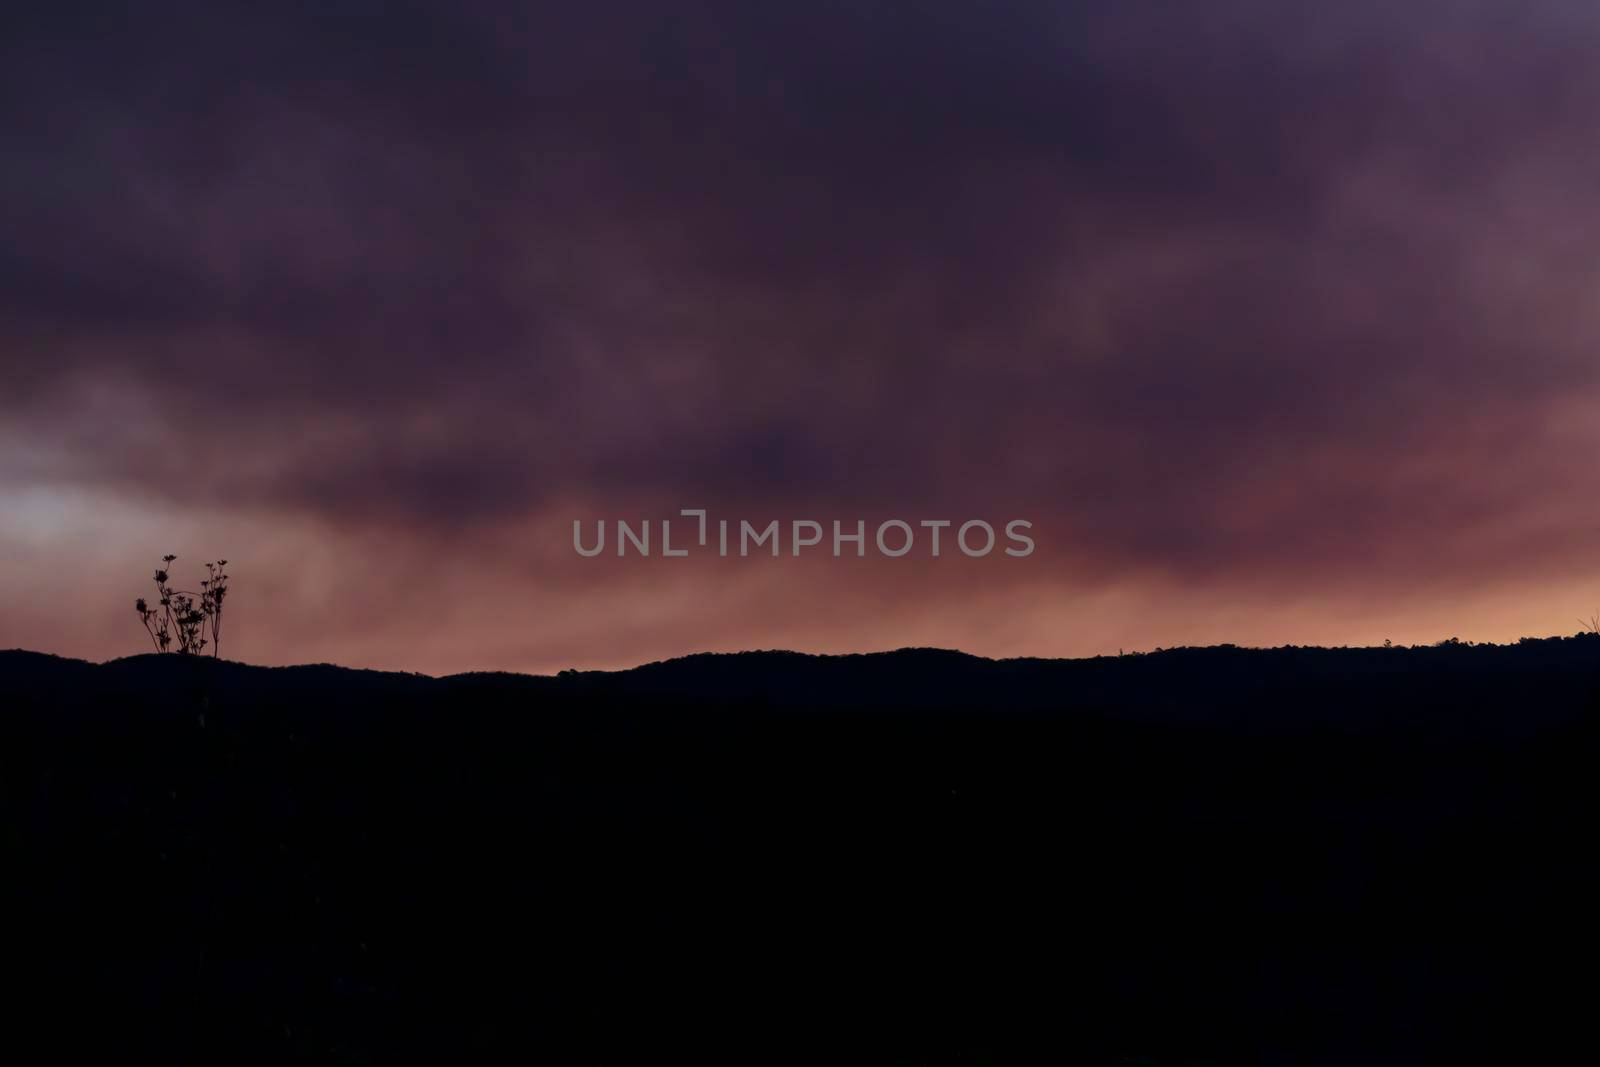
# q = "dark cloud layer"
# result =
<box><xmin>4</xmin><ymin>1</ymin><xmax>1600</xmax><ymax>670</ymax></box>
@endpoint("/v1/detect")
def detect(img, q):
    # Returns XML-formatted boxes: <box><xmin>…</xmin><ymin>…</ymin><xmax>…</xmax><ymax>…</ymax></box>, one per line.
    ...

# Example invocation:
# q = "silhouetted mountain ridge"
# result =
<box><xmin>7</xmin><ymin>635</ymin><xmax>1596</xmax><ymax>1062</ymax></box>
<box><xmin>8</xmin><ymin>634</ymin><xmax>1596</xmax><ymax>730</ymax></box>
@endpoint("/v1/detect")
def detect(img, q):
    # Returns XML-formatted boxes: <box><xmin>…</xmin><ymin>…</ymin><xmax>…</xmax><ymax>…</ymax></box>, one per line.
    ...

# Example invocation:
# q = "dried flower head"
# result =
<box><xmin>134</xmin><ymin>554</ymin><xmax>233</xmax><ymax>657</ymax></box>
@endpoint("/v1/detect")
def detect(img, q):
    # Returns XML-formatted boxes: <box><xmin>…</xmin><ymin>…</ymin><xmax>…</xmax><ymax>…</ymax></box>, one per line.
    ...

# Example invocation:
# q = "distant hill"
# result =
<box><xmin>6</xmin><ymin>638</ymin><xmax>1596</xmax><ymax>1062</ymax></box>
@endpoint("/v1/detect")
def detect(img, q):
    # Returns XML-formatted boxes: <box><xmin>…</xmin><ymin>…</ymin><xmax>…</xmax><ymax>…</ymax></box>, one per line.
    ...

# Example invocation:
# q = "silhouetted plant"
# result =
<box><xmin>134</xmin><ymin>555</ymin><xmax>230</xmax><ymax>657</ymax></box>
<box><xmin>202</xmin><ymin>560</ymin><xmax>230</xmax><ymax>658</ymax></box>
<box><xmin>1582</xmin><ymin>611</ymin><xmax>1600</xmax><ymax>636</ymax></box>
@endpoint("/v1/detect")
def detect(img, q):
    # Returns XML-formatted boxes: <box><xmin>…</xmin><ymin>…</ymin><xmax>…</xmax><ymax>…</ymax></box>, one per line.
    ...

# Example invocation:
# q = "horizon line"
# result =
<box><xmin>6</xmin><ymin>629</ymin><xmax>1598</xmax><ymax>682</ymax></box>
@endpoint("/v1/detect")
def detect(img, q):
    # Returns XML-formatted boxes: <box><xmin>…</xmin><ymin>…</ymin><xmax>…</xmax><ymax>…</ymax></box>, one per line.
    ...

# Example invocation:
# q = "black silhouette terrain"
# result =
<box><xmin>6</xmin><ymin>638</ymin><xmax>1596</xmax><ymax>1063</ymax></box>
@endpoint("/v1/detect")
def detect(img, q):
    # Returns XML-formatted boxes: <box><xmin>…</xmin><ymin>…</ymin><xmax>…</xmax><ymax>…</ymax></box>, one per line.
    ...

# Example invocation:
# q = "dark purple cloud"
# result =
<box><xmin>4</xmin><ymin>1</ymin><xmax>1600</xmax><ymax>670</ymax></box>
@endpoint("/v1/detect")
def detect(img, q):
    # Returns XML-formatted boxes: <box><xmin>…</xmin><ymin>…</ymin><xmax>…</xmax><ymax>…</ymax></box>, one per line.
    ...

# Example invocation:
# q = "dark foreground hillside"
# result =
<box><xmin>5</xmin><ymin>639</ymin><xmax>1597</xmax><ymax>1063</ymax></box>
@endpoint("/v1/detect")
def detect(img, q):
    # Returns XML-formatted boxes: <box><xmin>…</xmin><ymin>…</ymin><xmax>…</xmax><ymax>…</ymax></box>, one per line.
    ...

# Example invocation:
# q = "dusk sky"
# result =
<box><xmin>4</xmin><ymin>1</ymin><xmax>1599</xmax><ymax>674</ymax></box>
